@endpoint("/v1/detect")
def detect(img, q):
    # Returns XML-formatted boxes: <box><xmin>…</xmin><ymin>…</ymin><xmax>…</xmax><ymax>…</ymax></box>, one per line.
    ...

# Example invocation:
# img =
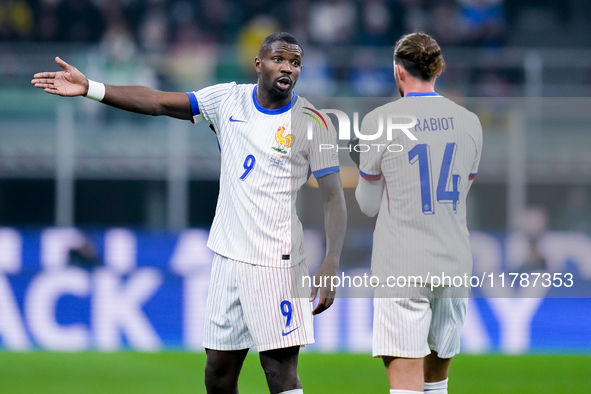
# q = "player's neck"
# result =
<box><xmin>255</xmin><ymin>85</ymin><xmax>292</xmax><ymax>110</ymax></box>
<box><xmin>401</xmin><ymin>81</ymin><xmax>436</xmax><ymax>97</ymax></box>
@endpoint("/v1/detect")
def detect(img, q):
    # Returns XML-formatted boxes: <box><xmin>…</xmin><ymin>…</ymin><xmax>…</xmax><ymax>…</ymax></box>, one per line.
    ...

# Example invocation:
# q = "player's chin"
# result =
<box><xmin>269</xmin><ymin>87</ymin><xmax>292</xmax><ymax>101</ymax></box>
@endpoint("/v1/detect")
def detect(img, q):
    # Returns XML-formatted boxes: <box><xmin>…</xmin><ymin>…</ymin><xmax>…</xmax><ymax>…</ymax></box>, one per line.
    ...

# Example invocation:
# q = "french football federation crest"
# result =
<box><xmin>272</xmin><ymin>124</ymin><xmax>294</xmax><ymax>154</ymax></box>
<box><xmin>270</xmin><ymin>124</ymin><xmax>294</xmax><ymax>165</ymax></box>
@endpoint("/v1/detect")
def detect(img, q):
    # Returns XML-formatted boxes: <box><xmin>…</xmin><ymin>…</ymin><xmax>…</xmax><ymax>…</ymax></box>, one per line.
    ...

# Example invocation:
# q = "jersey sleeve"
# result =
<box><xmin>308</xmin><ymin>109</ymin><xmax>340</xmax><ymax>178</ymax></box>
<box><xmin>358</xmin><ymin>111</ymin><xmax>383</xmax><ymax>181</ymax></box>
<box><xmin>186</xmin><ymin>82</ymin><xmax>236</xmax><ymax>127</ymax></box>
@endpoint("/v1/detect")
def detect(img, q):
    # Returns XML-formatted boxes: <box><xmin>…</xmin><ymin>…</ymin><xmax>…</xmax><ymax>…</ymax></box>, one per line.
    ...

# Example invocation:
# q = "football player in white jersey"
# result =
<box><xmin>354</xmin><ymin>33</ymin><xmax>482</xmax><ymax>394</ymax></box>
<box><xmin>32</xmin><ymin>32</ymin><xmax>347</xmax><ymax>394</ymax></box>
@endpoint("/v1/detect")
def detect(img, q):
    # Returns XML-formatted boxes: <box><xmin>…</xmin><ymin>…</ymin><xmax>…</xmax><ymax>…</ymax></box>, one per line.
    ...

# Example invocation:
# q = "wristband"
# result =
<box><xmin>85</xmin><ymin>79</ymin><xmax>105</xmax><ymax>102</ymax></box>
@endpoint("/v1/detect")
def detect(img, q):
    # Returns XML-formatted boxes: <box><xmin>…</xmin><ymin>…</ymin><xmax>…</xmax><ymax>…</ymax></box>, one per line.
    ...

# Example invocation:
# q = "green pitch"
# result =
<box><xmin>0</xmin><ymin>352</ymin><xmax>589</xmax><ymax>393</ymax></box>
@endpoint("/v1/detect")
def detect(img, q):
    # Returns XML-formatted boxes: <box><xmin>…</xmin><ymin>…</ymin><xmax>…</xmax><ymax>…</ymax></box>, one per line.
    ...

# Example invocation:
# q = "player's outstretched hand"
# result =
<box><xmin>31</xmin><ymin>57</ymin><xmax>88</xmax><ymax>97</ymax></box>
<box><xmin>310</xmin><ymin>258</ymin><xmax>338</xmax><ymax>315</ymax></box>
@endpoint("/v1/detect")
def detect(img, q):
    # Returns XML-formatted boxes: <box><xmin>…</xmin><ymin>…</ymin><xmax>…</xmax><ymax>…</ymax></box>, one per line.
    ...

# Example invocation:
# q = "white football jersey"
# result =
<box><xmin>359</xmin><ymin>92</ymin><xmax>482</xmax><ymax>282</ymax></box>
<box><xmin>187</xmin><ymin>83</ymin><xmax>339</xmax><ymax>267</ymax></box>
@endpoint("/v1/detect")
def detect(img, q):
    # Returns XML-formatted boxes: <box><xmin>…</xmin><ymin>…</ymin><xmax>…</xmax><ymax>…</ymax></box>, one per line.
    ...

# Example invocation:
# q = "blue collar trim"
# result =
<box><xmin>252</xmin><ymin>86</ymin><xmax>298</xmax><ymax>115</ymax></box>
<box><xmin>405</xmin><ymin>92</ymin><xmax>440</xmax><ymax>97</ymax></box>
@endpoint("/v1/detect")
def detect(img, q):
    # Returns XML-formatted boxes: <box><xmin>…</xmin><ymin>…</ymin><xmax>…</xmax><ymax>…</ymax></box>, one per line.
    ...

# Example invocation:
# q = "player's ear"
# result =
<box><xmin>254</xmin><ymin>56</ymin><xmax>261</xmax><ymax>73</ymax></box>
<box><xmin>397</xmin><ymin>64</ymin><xmax>407</xmax><ymax>82</ymax></box>
<box><xmin>394</xmin><ymin>64</ymin><xmax>401</xmax><ymax>81</ymax></box>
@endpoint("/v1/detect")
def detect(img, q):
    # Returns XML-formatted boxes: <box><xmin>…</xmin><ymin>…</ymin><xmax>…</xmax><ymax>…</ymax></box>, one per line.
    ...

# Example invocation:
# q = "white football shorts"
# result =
<box><xmin>203</xmin><ymin>254</ymin><xmax>315</xmax><ymax>352</ymax></box>
<box><xmin>373</xmin><ymin>286</ymin><xmax>467</xmax><ymax>359</ymax></box>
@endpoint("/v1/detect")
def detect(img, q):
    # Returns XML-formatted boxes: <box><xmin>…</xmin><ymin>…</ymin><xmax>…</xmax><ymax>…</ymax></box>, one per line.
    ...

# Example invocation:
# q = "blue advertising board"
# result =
<box><xmin>1</xmin><ymin>228</ymin><xmax>590</xmax><ymax>353</ymax></box>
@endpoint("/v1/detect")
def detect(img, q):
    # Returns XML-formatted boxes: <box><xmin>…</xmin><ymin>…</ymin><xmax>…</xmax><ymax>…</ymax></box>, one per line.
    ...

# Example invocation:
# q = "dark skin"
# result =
<box><xmin>32</xmin><ymin>39</ymin><xmax>347</xmax><ymax>394</ymax></box>
<box><xmin>31</xmin><ymin>42</ymin><xmax>339</xmax><ymax>315</ymax></box>
<box><xmin>29</xmin><ymin>40</ymin><xmax>303</xmax><ymax>117</ymax></box>
<box><xmin>31</xmin><ymin>56</ymin><xmax>192</xmax><ymax>119</ymax></box>
<box><xmin>204</xmin><ymin>43</ymin><xmax>344</xmax><ymax>394</ymax></box>
<box><xmin>254</xmin><ymin>41</ymin><xmax>302</xmax><ymax>109</ymax></box>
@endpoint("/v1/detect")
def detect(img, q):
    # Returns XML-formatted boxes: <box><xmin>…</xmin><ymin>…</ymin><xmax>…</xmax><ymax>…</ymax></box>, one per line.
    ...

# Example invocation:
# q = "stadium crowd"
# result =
<box><xmin>2</xmin><ymin>0</ymin><xmax>507</xmax><ymax>48</ymax></box>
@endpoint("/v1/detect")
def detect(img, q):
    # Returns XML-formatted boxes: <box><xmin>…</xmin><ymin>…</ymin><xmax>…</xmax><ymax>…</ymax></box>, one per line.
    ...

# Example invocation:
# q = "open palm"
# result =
<box><xmin>31</xmin><ymin>57</ymin><xmax>88</xmax><ymax>97</ymax></box>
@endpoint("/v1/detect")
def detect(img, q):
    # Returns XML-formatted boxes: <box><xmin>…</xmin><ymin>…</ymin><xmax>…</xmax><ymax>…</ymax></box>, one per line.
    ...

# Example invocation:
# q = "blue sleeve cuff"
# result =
<box><xmin>313</xmin><ymin>166</ymin><xmax>340</xmax><ymax>179</ymax></box>
<box><xmin>186</xmin><ymin>92</ymin><xmax>200</xmax><ymax>116</ymax></box>
<box><xmin>360</xmin><ymin>170</ymin><xmax>381</xmax><ymax>181</ymax></box>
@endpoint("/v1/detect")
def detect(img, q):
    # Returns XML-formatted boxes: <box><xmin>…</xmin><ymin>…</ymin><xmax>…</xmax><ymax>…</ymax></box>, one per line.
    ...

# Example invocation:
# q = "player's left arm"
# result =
<box><xmin>355</xmin><ymin>112</ymin><xmax>385</xmax><ymax>217</ymax></box>
<box><xmin>355</xmin><ymin>175</ymin><xmax>384</xmax><ymax>217</ymax></box>
<box><xmin>310</xmin><ymin>172</ymin><xmax>347</xmax><ymax>315</ymax></box>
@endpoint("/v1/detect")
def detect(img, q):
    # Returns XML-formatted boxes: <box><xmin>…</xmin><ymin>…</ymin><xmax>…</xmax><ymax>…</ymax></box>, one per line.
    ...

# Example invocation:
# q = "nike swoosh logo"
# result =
<box><xmin>281</xmin><ymin>327</ymin><xmax>300</xmax><ymax>336</ymax></box>
<box><xmin>229</xmin><ymin>116</ymin><xmax>247</xmax><ymax>123</ymax></box>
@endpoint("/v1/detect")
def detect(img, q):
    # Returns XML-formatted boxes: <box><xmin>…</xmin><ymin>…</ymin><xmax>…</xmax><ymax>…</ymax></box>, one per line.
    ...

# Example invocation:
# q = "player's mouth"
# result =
<box><xmin>276</xmin><ymin>77</ymin><xmax>292</xmax><ymax>91</ymax></box>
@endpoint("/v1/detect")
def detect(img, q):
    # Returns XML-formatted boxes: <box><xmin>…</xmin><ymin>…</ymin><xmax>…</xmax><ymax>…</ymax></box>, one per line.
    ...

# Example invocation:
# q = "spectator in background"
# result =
<box><xmin>308</xmin><ymin>0</ymin><xmax>356</xmax><ymax>45</ymax></box>
<box><xmin>557</xmin><ymin>187</ymin><xmax>591</xmax><ymax>233</ymax></box>
<box><xmin>307</xmin><ymin>0</ymin><xmax>357</xmax><ymax>95</ymax></box>
<box><xmin>350</xmin><ymin>48</ymin><xmax>395</xmax><ymax>97</ymax></box>
<box><xmin>168</xmin><ymin>2</ymin><xmax>219</xmax><ymax>91</ymax></box>
<box><xmin>516</xmin><ymin>205</ymin><xmax>548</xmax><ymax>271</ymax></box>
<box><xmin>458</xmin><ymin>0</ymin><xmax>506</xmax><ymax>47</ymax></box>
<box><xmin>57</xmin><ymin>0</ymin><xmax>104</xmax><ymax>42</ymax></box>
<box><xmin>284</xmin><ymin>0</ymin><xmax>310</xmax><ymax>45</ymax></box>
<box><xmin>99</xmin><ymin>21</ymin><xmax>138</xmax><ymax>69</ymax></box>
<box><xmin>401</xmin><ymin>0</ymin><xmax>430</xmax><ymax>34</ymax></box>
<box><xmin>358</xmin><ymin>0</ymin><xmax>398</xmax><ymax>47</ymax></box>
<box><xmin>0</xmin><ymin>0</ymin><xmax>34</xmax><ymax>41</ymax></box>
<box><xmin>474</xmin><ymin>69</ymin><xmax>513</xmax><ymax>96</ymax></box>
<box><xmin>197</xmin><ymin>0</ymin><xmax>240</xmax><ymax>44</ymax></box>
<box><xmin>89</xmin><ymin>14</ymin><xmax>158</xmax><ymax>121</ymax></box>
<box><xmin>240</xmin><ymin>0</ymin><xmax>274</xmax><ymax>23</ymax></box>
<box><xmin>137</xmin><ymin>0</ymin><xmax>171</xmax><ymax>53</ymax></box>
<box><xmin>36</xmin><ymin>0</ymin><xmax>60</xmax><ymax>42</ymax></box>
<box><xmin>292</xmin><ymin>48</ymin><xmax>336</xmax><ymax>96</ymax></box>
<box><xmin>237</xmin><ymin>16</ymin><xmax>280</xmax><ymax>78</ymax></box>
<box><xmin>432</xmin><ymin>0</ymin><xmax>464</xmax><ymax>46</ymax></box>
<box><xmin>68</xmin><ymin>234</ymin><xmax>101</xmax><ymax>271</ymax></box>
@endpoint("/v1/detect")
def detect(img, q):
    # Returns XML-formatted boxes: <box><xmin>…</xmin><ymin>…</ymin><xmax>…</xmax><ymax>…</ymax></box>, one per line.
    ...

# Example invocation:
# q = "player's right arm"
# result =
<box><xmin>31</xmin><ymin>57</ymin><xmax>192</xmax><ymax>121</ymax></box>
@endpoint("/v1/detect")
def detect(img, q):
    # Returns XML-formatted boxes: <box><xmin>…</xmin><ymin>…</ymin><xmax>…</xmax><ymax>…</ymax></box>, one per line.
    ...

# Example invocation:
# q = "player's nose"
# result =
<box><xmin>279</xmin><ymin>60</ymin><xmax>293</xmax><ymax>74</ymax></box>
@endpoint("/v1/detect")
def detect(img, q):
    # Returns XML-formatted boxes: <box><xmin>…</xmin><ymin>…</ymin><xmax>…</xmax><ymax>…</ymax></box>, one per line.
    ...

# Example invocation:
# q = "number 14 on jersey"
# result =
<box><xmin>408</xmin><ymin>143</ymin><xmax>460</xmax><ymax>214</ymax></box>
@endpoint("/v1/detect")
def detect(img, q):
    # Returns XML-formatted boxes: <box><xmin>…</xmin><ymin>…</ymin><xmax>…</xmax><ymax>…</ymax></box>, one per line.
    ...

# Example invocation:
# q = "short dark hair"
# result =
<box><xmin>394</xmin><ymin>32</ymin><xmax>445</xmax><ymax>81</ymax></box>
<box><xmin>259</xmin><ymin>32</ymin><xmax>303</xmax><ymax>57</ymax></box>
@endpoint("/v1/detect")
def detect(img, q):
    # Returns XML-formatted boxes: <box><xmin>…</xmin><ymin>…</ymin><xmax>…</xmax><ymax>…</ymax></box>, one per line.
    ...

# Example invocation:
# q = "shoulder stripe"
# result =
<box><xmin>469</xmin><ymin>173</ymin><xmax>477</xmax><ymax>180</ymax></box>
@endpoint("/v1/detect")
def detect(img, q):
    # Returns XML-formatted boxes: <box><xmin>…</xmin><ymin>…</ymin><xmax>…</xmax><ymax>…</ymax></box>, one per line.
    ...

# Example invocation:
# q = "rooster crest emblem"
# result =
<box><xmin>272</xmin><ymin>124</ymin><xmax>295</xmax><ymax>154</ymax></box>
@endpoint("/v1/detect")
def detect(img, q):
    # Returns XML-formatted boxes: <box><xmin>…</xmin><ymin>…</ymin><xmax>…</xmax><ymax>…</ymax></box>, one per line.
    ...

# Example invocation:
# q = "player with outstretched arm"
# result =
<box><xmin>354</xmin><ymin>32</ymin><xmax>482</xmax><ymax>394</ymax></box>
<box><xmin>32</xmin><ymin>32</ymin><xmax>347</xmax><ymax>394</ymax></box>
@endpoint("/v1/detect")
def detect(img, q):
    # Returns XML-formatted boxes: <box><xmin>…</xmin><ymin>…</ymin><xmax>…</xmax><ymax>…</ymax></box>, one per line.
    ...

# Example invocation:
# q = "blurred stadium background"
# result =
<box><xmin>1</xmin><ymin>0</ymin><xmax>591</xmax><ymax>392</ymax></box>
